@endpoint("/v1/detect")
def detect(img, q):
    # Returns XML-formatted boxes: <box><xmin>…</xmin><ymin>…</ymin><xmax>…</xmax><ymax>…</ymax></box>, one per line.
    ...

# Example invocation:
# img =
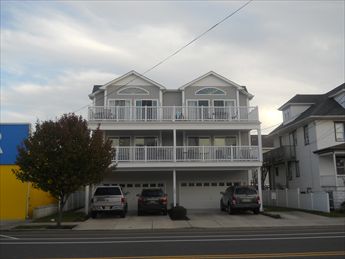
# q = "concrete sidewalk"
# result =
<box><xmin>73</xmin><ymin>210</ymin><xmax>345</xmax><ymax>230</ymax></box>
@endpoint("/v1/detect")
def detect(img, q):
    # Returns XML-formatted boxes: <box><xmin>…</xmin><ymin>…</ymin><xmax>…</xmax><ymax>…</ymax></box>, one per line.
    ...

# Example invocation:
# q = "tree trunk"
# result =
<box><xmin>57</xmin><ymin>197</ymin><xmax>64</xmax><ymax>227</ymax></box>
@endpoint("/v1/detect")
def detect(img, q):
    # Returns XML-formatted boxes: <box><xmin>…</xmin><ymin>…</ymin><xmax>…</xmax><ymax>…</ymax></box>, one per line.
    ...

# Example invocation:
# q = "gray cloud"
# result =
<box><xmin>1</xmin><ymin>1</ymin><xmax>344</xmax><ymax>133</ymax></box>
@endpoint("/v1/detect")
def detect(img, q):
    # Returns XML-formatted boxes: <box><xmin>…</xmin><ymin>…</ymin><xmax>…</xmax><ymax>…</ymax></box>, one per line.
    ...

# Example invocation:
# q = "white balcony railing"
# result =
<box><xmin>88</xmin><ymin>106</ymin><xmax>259</xmax><ymax>122</ymax></box>
<box><xmin>113</xmin><ymin>146</ymin><xmax>259</xmax><ymax>163</ymax></box>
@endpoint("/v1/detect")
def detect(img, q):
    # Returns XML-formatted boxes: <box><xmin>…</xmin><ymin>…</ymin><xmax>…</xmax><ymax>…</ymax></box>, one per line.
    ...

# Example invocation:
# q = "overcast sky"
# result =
<box><xmin>1</xmin><ymin>0</ymin><xmax>344</xmax><ymax>134</ymax></box>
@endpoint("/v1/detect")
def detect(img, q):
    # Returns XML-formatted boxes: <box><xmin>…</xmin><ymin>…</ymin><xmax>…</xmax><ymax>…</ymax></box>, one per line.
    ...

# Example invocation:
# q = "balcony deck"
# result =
<box><xmin>113</xmin><ymin>146</ymin><xmax>259</xmax><ymax>164</ymax></box>
<box><xmin>88</xmin><ymin>106</ymin><xmax>259</xmax><ymax>123</ymax></box>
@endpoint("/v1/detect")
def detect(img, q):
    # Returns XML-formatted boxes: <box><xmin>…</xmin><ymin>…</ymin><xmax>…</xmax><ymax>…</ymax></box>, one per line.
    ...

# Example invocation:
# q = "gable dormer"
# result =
<box><xmin>179</xmin><ymin>71</ymin><xmax>253</xmax><ymax>107</ymax></box>
<box><xmin>89</xmin><ymin>70</ymin><xmax>165</xmax><ymax>107</ymax></box>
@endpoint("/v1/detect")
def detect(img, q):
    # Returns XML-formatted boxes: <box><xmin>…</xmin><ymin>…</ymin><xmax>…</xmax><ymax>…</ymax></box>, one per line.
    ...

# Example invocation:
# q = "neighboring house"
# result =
<box><xmin>263</xmin><ymin>84</ymin><xmax>345</xmax><ymax>209</ymax></box>
<box><xmin>88</xmin><ymin>70</ymin><xmax>263</xmax><ymax>210</ymax></box>
<box><xmin>0</xmin><ymin>123</ymin><xmax>56</xmax><ymax>220</ymax></box>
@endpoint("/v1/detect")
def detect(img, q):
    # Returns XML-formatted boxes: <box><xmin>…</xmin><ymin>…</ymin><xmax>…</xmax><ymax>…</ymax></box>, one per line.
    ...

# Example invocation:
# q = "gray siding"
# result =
<box><xmin>163</xmin><ymin>92</ymin><xmax>182</xmax><ymax>106</ymax></box>
<box><xmin>95</xmin><ymin>92</ymin><xmax>105</xmax><ymax>106</ymax></box>
<box><xmin>239</xmin><ymin>92</ymin><xmax>247</xmax><ymax>106</ymax></box>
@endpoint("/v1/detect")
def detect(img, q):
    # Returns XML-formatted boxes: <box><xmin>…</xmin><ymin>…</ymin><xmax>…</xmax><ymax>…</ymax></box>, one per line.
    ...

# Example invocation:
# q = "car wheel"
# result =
<box><xmin>120</xmin><ymin>211</ymin><xmax>126</xmax><ymax>218</ymax></box>
<box><xmin>90</xmin><ymin>212</ymin><xmax>97</xmax><ymax>219</ymax></box>
<box><xmin>220</xmin><ymin>200</ymin><xmax>225</xmax><ymax>212</ymax></box>
<box><xmin>162</xmin><ymin>209</ymin><xmax>168</xmax><ymax>216</ymax></box>
<box><xmin>253</xmin><ymin>208</ymin><xmax>260</xmax><ymax>215</ymax></box>
<box><xmin>227</xmin><ymin>203</ymin><xmax>232</xmax><ymax>215</ymax></box>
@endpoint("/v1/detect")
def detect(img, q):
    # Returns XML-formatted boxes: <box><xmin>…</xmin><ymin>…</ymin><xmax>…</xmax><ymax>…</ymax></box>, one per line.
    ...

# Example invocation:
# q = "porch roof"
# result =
<box><xmin>313</xmin><ymin>143</ymin><xmax>345</xmax><ymax>155</ymax></box>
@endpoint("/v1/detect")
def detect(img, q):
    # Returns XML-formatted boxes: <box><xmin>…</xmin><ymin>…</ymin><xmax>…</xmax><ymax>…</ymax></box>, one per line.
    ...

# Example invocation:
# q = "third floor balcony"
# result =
<box><xmin>88</xmin><ymin>106</ymin><xmax>259</xmax><ymax>123</ymax></box>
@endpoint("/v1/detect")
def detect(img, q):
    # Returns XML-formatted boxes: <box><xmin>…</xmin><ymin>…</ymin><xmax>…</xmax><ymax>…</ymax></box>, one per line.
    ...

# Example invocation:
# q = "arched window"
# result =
<box><xmin>118</xmin><ymin>87</ymin><xmax>149</xmax><ymax>95</ymax></box>
<box><xmin>195</xmin><ymin>87</ymin><xmax>225</xmax><ymax>95</ymax></box>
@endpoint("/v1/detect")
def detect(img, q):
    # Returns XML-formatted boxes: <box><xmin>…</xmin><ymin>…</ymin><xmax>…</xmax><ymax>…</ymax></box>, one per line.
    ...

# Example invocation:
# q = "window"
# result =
<box><xmin>287</xmin><ymin>162</ymin><xmax>293</xmax><ymax>180</ymax></box>
<box><xmin>290</xmin><ymin>130</ymin><xmax>297</xmax><ymax>146</ymax></box>
<box><xmin>118</xmin><ymin>87</ymin><xmax>149</xmax><ymax>95</ymax></box>
<box><xmin>303</xmin><ymin>125</ymin><xmax>310</xmax><ymax>145</ymax></box>
<box><xmin>108</xmin><ymin>99</ymin><xmax>131</xmax><ymax>107</ymax></box>
<box><xmin>295</xmin><ymin>161</ymin><xmax>300</xmax><ymax>178</ymax></box>
<box><xmin>135</xmin><ymin>137</ymin><xmax>158</xmax><ymax>146</ymax></box>
<box><xmin>214</xmin><ymin>137</ymin><xmax>237</xmax><ymax>146</ymax></box>
<box><xmin>211</xmin><ymin>182</ymin><xmax>217</xmax><ymax>186</ymax></box>
<box><xmin>334</xmin><ymin>122</ymin><xmax>345</xmax><ymax>142</ymax></box>
<box><xmin>279</xmin><ymin>136</ymin><xmax>283</xmax><ymax>147</ymax></box>
<box><xmin>336</xmin><ymin>156</ymin><xmax>345</xmax><ymax>175</ymax></box>
<box><xmin>188</xmin><ymin>137</ymin><xmax>210</xmax><ymax>146</ymax></box>
<box><xmin>195</xmin><ymin>87</ymin><xmax>225</xmax><ymax>95</ymax></box>
<box><xmin>275</xmin><ymin>167</ymin><xmax>279</xmax><ymax>177</ymax></box>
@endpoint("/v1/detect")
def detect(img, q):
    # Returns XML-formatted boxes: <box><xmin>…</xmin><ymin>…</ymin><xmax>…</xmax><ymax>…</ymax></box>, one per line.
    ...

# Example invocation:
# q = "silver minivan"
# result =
<box><xmin>90</xmin><ymin>186</ymin><xmax>128</xmax><ymax>218</ymax></box>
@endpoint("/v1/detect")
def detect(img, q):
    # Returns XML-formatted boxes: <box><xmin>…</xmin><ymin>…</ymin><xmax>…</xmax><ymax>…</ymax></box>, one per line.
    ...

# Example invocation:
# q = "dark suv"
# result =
<box><xmin>137</xmin><ymin>188</ymin><xmax>168</xmax><ymax>216</ymax></box>
<box><xmin>220</xmin><ymin>186</ymin><xmax>260</xmax><ymax>214</ymax></box>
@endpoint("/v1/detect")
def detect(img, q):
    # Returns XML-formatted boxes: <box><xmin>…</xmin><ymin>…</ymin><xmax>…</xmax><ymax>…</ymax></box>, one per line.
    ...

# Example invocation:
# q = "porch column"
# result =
<box><xmin>257</xmin><ymin>167</ymin><xmax>263</xmax><ymax>211</ymax></box>
<box><xmin>333</xmin><ymin>152</ymin><xmax>338</xmax><ymax>186</ymax></box>
<box><xmin>173</xmin><ymin>129</ymin><xmax>176</xmax><ymax>162</ymax></box>
<box><xmin>84</xmin><ymin>185</ymin><xmax>90</xmax><ymax>215</ymax></box>
<box><xmin>257</xmin><ymin>127</ymin><xmax>263</xmax><ymax>162</ymax></box>
<box><xmin>173</xmin><ymin>169</ymin><xmax>177</xmax><ymax>207</ymax></box>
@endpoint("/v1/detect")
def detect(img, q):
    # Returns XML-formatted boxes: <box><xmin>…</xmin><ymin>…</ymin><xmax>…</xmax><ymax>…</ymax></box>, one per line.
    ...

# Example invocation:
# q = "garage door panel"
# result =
<box><xmin>179</xmin><ymin>181</ymin><xmax>228</xmax><ymax>209</ymax></box>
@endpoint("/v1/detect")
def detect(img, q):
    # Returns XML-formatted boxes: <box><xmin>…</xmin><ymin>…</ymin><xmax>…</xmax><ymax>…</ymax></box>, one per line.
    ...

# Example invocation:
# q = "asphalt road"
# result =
<box><xmin>1</xmin><ymin>226</ymin><xmax>345</xmax><ymax>259</ymax></box>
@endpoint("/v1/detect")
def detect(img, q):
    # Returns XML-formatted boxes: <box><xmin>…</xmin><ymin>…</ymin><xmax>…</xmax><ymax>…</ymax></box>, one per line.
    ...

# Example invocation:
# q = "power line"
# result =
<box><xmin>73</xmin><ymin>0</ymin><xmax>253</xmax><ymax>114</ymax></box>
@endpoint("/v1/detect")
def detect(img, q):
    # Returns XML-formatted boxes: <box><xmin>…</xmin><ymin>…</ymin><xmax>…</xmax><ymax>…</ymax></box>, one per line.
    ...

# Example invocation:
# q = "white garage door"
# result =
<box><xmin>179</xmin><ymin>181</ymin><xmax>233</xmax><ymax>209</ymax></box>
<box><xmin>103</xmin><ymin>182</ymin><xmax>166</xmax><ymax>211</ymax></box>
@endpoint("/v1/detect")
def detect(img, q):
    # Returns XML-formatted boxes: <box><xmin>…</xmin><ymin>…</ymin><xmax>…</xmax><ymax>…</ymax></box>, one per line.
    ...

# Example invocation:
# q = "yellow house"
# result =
<box><xmin>0</xmin><ymin>123</ymin><xmax>56</xmax><ymax>221</ymax></box>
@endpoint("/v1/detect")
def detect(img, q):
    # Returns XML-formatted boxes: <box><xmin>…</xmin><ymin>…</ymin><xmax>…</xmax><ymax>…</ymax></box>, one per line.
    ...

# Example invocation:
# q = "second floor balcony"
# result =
<box><xmin>88</xmin><ymin>106</ymin><xmax>259</xmax><ymax>123</ymax></box>
<box><xmin>263</xmin><ymin>145</ymin><xmax>296</xmax><ymax>165</ymax></box>
<box><xmin>113</xmin><ymin>145</ymin><xmax>260</xmax><ymax>163</ymax></box>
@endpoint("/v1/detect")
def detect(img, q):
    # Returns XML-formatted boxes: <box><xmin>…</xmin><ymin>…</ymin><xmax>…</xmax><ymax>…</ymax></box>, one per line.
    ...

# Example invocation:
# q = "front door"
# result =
<box><xmin>136</xmin><ymin>100</ymin><xmax>158</xmax><ymax>120</ymax></box>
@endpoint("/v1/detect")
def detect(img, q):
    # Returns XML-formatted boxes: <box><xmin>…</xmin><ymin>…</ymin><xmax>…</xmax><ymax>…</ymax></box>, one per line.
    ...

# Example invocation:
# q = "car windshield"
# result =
<box><xmin>94</xmin><ymin>187</ymin><xmax>121</xmax><ymax>196</ymax></box>
<box><xmin>141</xmin><ymin>189</ymin><xmax>164</xmax><ymax>197</ymax></box>
<box><xmin>235</xmin><ymin>187</ymin><xmax>257</xmax><ymax>195</ymax></box>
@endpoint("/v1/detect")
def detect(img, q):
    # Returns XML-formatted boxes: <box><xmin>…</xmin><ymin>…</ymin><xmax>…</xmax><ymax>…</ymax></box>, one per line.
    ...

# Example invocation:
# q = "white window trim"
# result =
<box><xmin>186</xmin><ymin>99</ymin><xmax>210</xmax><ymax>106</ymax></box>
<box><xmin>107</xmin><ymin>98</ymin><xmax>131</xmax><ymax>106</ymax></box>
<box><xmin>195</xmin><ymin>87</ymin><xmax>226</xmax><ymax>95</ymax></box>
<box><xmin>212</xmin><ymin>99</ymin><xmax>237</xmax><ymax>107</ymax></box>
<box><xmin>187</xmin><ymin>136</ymin><xmax>211</xmax><ymax>146</ymax></box>
<box><xmin>134</xmin><ymin>99</ymin><xmax>159</xmax><ymax>106</ymax></box>
<box><xmin>117</xmin><ymin>86</ymin><xmax>149</xmax><ymax>95</ymax></box>
<box><xmin>213</xmin><ymin>135</ymin><xmax>238</xmax><ymax>146</ymax></box>
<box><xmin>134</xmin><ymin>136</ymin><xmax>159</xmax><ymax>146</ymax></box>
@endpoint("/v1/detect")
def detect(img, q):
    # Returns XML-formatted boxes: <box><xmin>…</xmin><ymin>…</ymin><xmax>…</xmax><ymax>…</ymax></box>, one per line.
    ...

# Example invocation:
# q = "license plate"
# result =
<box><xmin>242</xmin><ymin>199</ymin><xmax>251</xmax><ymax>203</ymax></box>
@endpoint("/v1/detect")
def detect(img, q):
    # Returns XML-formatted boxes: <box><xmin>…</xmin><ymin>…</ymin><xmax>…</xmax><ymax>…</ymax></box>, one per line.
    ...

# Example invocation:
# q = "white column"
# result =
<box><xmin>257</xmin><ymin>167</ymin><xmax>263</xmax><ymax>211</ymax></box>
<box><xmin>173</xmin><ymin>129</ymin><xmax>176</xmax><ymax>162</ymax></box>
<box><xmin>257</xmin><ymin>127</ymin><xmax>263</xmax><ymax>162</ymax></box>
<box><xmin>173</xmin><ymin>169</ymin><xmax>177</xmax><ymax>207</ymax></box>
<box><xmin>85</xmin><ymin>185</ymin><xmax>90</xmax><ymax>215</ymax></box>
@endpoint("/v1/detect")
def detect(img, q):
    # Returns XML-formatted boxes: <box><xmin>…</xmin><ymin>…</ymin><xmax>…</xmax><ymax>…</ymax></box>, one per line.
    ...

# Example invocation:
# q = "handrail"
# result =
<box><xmin>88</xmin><ymin>106</ymin><xmax>259</xmax><ymax>122</ymax></box>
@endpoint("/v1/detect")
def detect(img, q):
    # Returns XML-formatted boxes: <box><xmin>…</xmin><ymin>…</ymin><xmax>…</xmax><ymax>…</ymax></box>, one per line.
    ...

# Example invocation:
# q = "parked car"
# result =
<box><xmin>220</xmin><ymin>186</ymin><xmax>260</xmax><ymax>214</ymax></box>
<box><xmin>137</xmin><ymin>188</ymin><xmax>168</xmax><ymax>216</ymax></box>
<box><xmin>90</xmin><ymin>185</ymin><xmax>128</xmax><ymax>218</ymax></box>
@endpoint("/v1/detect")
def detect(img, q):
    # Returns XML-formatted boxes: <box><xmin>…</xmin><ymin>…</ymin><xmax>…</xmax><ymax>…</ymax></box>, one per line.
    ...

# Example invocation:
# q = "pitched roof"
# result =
<box><xmin>179</xmin><ymin>71</ymin><xmax>254</xmax><ymax>99</ymax></box>
<box><xmin>270</xmin><ymin>83</ymin><xmax>345</xmax><ymax>135</ymax></box>
<box><xmin>92</xmin><ymin>85</ymin><xmax>103</xmax><ymax>93</ymax></box>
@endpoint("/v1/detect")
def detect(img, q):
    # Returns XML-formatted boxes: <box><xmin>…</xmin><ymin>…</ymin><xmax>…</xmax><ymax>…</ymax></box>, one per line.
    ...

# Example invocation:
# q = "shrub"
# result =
<box><xmin>169</xmin><ymin>206</ymin><xmax>188</xmax><ymax>220</ymax></box>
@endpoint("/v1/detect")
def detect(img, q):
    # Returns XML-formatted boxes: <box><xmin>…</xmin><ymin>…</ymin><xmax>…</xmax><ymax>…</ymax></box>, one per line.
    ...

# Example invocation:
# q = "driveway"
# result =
<box><xmin>74</xmin><ymin>209</ymin><xmax>345</xmax><ymax>230</ymax></box>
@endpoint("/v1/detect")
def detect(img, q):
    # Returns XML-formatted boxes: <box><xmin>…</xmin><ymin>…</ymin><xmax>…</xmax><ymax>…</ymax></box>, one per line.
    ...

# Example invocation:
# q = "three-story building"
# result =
<box><xmin>88</xmin><ymin>71</ymin><xmax>263</xmax><ymax>211</ymax></box>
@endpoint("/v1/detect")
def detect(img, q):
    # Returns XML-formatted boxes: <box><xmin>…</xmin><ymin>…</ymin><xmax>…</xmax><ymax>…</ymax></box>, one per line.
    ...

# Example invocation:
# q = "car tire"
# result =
<box><xmin>162</xmin><ymin>209</ymin><xmax>168</xmax><ymax>216</ymax></box>
<box><xmin>220</xmin><ymin>200</ymin><xmax>225</xmax><ymax>211</ymax></box>
<box><xmin>253</xmin><ymin>208</ymin><xmax>260</xmax><ymax>215</ymax></box>
<box><xmin>90</xmin><ymin>211</ymin><xmax>97</xmax><ymax>219</ymax></box>
<box><xmin>120</xmin><ymin>211</ymin><xmax>126</xmax><ymax>218</ymax></box>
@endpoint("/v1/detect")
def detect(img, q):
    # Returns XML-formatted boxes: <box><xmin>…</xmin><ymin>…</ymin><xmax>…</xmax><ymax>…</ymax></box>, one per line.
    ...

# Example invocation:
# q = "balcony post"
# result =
<box><xmin>173</xmin><ymin>106</ymin><xmax>176</xmax><ymax>122</ymax></box>
<box><xmin>173</xmin><ymin>169</ymin><xmax>177</xmax><ymax>207</ymax></box>
<box><xmin>144</xmin><ymin>106</ymin><xmax>147</xmax><ymax>122</ymax></box>
<box><xmin>84</xmin><ymin>185</ymin><xmax>90</xmax><ymax>215</ymax></box>
<box><xmin>173</xmin><ymin>129</ymin><xmax>176</xmax><ymax>162</ymax></box>
<box><xmin>144</xmin><ymin>146</ymin><xmax>147</xmax><ymax>162</ymax></box>
<box><xmin>116</xmin><ymin>146</ymin><xmax>119</xmax><ymax>161</ymax></box>
<box><xmin>257</xmin><ymin>127</ymin><xmax>263</xmax><ymax>162</ymax></box>
<box><xmin>257</xmin><ymin>167</ymin><xmax>263</xmax><ymax>212</ymax></box>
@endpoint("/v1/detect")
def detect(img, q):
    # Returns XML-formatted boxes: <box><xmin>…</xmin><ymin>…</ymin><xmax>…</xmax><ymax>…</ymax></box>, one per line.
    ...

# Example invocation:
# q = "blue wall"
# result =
<box><xmin>0</xmin><ymin>124</ymin><xmax>30</xmax><ymax>165</ymax></box>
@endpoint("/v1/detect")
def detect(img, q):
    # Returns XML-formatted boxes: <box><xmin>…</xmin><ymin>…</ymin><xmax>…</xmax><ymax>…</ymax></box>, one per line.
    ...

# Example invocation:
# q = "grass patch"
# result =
<box><xmin>33</xmin><ymin>210</ymin><xmax>88</xmax><ymax>223</ymax></box>
<box><xmin>264</xmin><ymin>206</ymin><xmax>345</xmax><ymax>217</ymax></box>
<box><xmin>14</xmin><ymin>225</ymin><xmax>76</xmax><ymax>230</ymax></box>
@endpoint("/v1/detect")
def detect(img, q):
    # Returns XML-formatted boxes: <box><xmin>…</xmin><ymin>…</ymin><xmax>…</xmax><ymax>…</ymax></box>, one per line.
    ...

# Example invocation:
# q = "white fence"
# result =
<box><xmin>32</xmin><ymin>190</ymin><xmax>85</xmax><ymax>219</ymax></box>
<box><xmin>263</xmin><ymin>188</ymin><xmax>330</xmax><ymax>213</ymax></box>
